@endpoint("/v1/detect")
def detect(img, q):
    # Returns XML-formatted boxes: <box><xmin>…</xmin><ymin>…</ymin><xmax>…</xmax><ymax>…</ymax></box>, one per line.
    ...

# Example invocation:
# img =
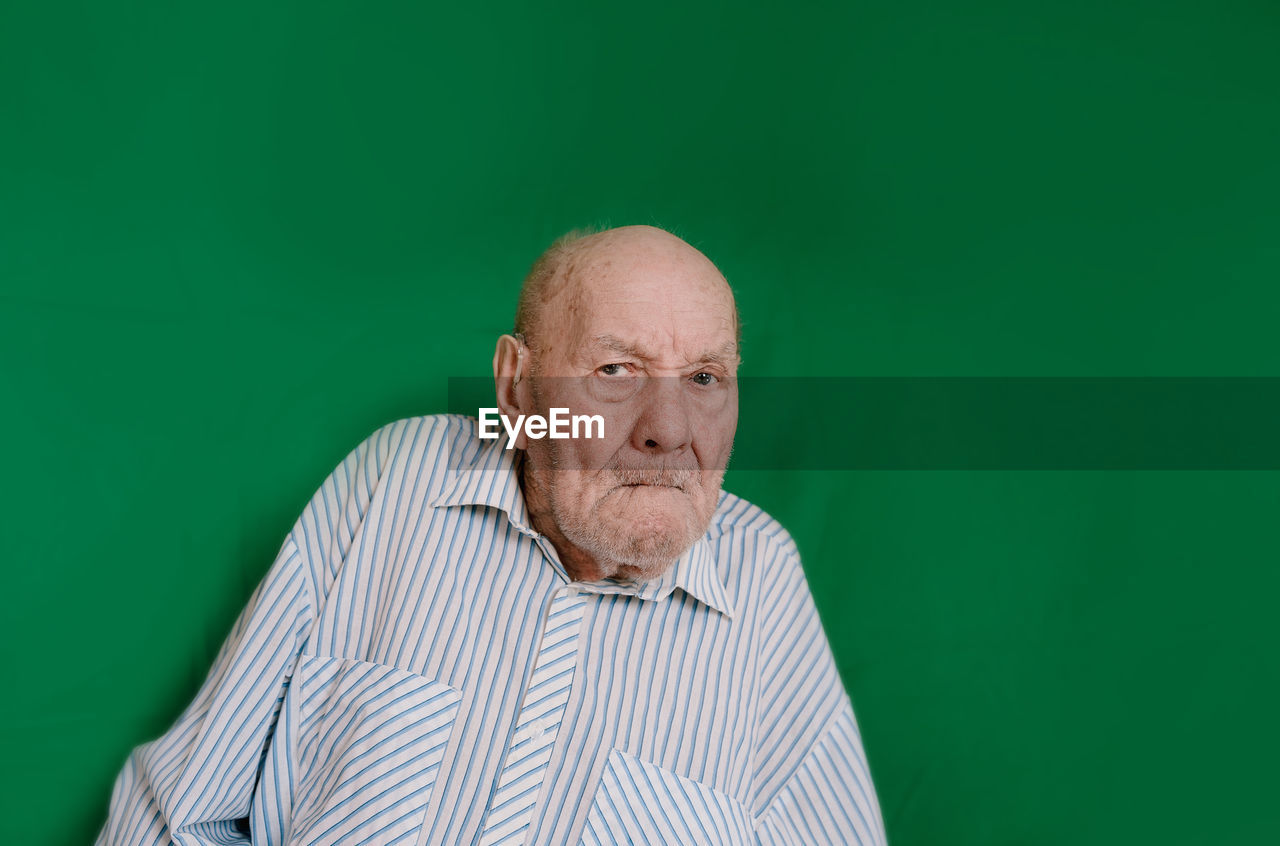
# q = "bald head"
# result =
<box><xmin>514</xmin><ymin>225</ymin><xmax>739</xmax><ymax>360</ymax></box>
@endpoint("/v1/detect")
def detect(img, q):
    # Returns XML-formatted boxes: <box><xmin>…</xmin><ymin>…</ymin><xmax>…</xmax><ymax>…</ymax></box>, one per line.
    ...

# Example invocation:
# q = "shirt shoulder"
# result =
<box><xmin>289</xmin><ymin>415</ymin><xmax>479</xmax><ymax>570</ymax></box>
<box><xmin>709</xmin><ymin>489</ymin><xmax>802</xmax><ymax>566</ymax></box>
<box><xmin>703</xmin><ymin>489</ymin><xmax>813</xmax><ymax>623</ymax></box>
<box><xmin>346</xmin><ymin>413</ymin><xmax>482</xmax><ymax>490</ymax></box>
<box><xmin>354</xmin><ymin>413</ymin><xmax>478</xmax><ymax>464</ymax></box>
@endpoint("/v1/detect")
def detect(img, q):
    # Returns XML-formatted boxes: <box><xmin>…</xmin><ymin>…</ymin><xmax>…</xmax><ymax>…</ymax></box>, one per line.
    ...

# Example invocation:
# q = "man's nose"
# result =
<box><xmin>629</xmin><ymin>378</ymin><xmax>693</xmax><ymax>454</ymax></box>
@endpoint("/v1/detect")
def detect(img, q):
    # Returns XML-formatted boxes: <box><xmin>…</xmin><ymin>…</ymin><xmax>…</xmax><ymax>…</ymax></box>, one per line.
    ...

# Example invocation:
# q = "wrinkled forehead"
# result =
<box><xmin>550</xmin><ymin>244</ymin><xmax>739</xmax><ymax>366</ymax></box>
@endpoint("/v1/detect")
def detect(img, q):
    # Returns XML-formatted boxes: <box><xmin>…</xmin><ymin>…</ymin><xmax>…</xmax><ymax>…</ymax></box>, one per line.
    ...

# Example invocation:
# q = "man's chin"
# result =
<box><xmin>589</xmin><ymin>518</ymin><xmax>699</xmax><ymax>578</ymax></box>
<box><xmin>608</xmin><ymin>535</ymin><xmax>692</xmax><ymax>579</ymax></box>
<box><xmin>557</xmin><ymin>483</ymin><xmax>719</xmax><ymax>580</ymax></box>
<box><xmin>599</xmin><ymin>494</ymin><xmax>691</xmax><ymax>534</ymax></box>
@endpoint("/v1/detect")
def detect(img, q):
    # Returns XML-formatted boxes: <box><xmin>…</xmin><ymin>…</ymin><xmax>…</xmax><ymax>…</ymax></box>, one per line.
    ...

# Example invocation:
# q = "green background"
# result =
<box><xmin>3</xmin><ymin>1</ymin><xmax>1278</xmax><ymax>843</ymax></box>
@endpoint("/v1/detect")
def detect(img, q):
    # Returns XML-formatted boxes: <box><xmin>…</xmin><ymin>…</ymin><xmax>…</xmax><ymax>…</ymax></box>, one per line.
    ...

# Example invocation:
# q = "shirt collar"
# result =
<box><xmin>429</xmin><ymin>425</ymin><xmax>735</xmax><ymax>619</ymax></box>
<box><xmin>589</xmin><ymin>535</ymin><xmax>735</xmax><ymax>619</ymax></box>
<box><xmin>430</xmin><ymin>427</ymin><xmax>537</xmax><ymax>536</ymax></box>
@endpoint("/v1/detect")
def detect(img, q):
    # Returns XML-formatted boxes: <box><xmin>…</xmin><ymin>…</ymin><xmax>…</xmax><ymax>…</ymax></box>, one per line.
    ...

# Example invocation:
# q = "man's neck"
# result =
<box><xmin>517</xmin><ymin>453</ymin><xmax>613</xmax><ymax>582</ymax></box>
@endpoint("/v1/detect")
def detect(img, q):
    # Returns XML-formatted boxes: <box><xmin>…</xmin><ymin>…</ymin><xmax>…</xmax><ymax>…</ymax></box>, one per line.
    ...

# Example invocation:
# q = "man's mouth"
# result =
<box><xmin>613</xmin><ymin>479</ymin><xmax>688</xmax><ymax>493</ymax></box>
<box><xmin>611</xmin><ymin>468</ymin><xmax>695</xmax><ymax>490</ymax></box>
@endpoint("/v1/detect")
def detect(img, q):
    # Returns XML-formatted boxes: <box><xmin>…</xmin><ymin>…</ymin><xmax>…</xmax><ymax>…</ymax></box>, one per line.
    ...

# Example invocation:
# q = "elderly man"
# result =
<box><xmin>99</xmin><ymin>226</ymin><xmax>886</xmax><ymax>845</ymax></box>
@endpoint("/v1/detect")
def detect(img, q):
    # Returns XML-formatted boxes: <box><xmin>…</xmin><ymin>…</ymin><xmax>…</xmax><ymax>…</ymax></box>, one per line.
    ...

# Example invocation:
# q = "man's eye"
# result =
<box><xmin>599</xmin><ymin>363</ymin><xmax>627</xmax><ymax>376</ymax></box>
<box><xmin>691</xmin><ymin>372</ymin><xmax>718</xmax><ymax>386</ymax></box>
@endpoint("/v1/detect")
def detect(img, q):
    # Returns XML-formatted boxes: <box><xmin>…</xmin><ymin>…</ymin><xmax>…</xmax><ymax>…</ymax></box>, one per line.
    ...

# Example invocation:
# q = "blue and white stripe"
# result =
<box><xmin>97</xmin><ymin>414</ymin><xmax>886</xmax><ymax>845</ymax></box>
<box><xmin>478</xmin><ymin>587</ymin><xmax>587</xmax><ymax>844</ymax></box>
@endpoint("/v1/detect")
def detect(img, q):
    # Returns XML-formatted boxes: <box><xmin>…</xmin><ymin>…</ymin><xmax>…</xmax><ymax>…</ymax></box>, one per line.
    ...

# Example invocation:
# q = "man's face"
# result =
<box><xmin>523</xmin><ymin>231</ymin><xmax>739</xmax><ymax>581</ymax></box>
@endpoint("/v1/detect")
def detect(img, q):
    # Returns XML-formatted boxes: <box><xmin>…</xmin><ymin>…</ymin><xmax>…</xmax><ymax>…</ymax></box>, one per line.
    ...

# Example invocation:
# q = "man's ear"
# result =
<box><xmin>493</xmin><ymin>334</ymin><xmax>532</xmax><ymax>450</ymax></box>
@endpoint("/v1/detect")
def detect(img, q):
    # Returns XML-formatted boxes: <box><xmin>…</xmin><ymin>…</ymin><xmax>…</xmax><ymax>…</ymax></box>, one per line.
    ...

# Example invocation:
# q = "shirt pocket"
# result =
<box><xmin>279</xmin><ymin>654</ymin><xmax>462</xmax><ymax>846</ymax></box>
<box><xmin>579</xmin><ymin>748</ymin><xmax>755</xmax><ymax>846</ymax></box>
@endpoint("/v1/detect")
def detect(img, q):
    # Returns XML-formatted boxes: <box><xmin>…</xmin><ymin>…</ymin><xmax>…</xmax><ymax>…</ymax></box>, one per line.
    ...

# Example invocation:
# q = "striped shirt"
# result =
<box><xmin>98</xmin><ymin>414</ymin><xmax>886</xmax><ymax>845</ymax></box>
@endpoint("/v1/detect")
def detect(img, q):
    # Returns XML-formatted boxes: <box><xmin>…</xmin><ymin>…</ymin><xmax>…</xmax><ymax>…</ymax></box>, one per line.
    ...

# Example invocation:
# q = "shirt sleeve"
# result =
<box><xmin>754</xmin><ymin>700</ymin><xmax>888</xmax><ymax>846</ymax></box>
<box><xmin>95</xmin><ymin>533</ymin><xmax>314</xmax><ymax>846</ymax></box>
<box><xmin>751</xmin><ymin>540</ymin><xmax>888</xmax><ymax>846</ymax></box>
<box><xmin>95</xmin><ymin>421</ymin><xmax>397</xmax><ymax>845</ymax></box>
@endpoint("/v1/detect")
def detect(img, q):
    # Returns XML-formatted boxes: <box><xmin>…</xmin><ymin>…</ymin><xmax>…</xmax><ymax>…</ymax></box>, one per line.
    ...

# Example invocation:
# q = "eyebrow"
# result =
<box><xmin>590</xmin><ymin>334</ymin><xmax>740</xmax><ymax>366</ymax></box>
<box><xmin>591</xmin><ymin>334</ymin><xmax>648</xmax><ymax>359</ymax></box>
<box><xmin>699</xmin><ymin>341</ymin><xmax>742</xmax><ymax>366</ymax></box>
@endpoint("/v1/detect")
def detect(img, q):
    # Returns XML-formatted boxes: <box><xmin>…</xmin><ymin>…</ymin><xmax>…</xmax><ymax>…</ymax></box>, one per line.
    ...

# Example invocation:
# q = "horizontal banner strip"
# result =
<box><xmin>447</xmin><ymin>377</ymin><xmax>1280</xmax><ymax>469</ymax></box>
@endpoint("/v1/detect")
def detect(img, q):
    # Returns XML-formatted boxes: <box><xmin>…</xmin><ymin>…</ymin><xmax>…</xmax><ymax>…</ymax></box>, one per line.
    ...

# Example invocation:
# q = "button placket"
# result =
<box><xmin>476</xmin><ymin>585</ymin><xmax>587</xmax><ymax>846</ymax></box>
